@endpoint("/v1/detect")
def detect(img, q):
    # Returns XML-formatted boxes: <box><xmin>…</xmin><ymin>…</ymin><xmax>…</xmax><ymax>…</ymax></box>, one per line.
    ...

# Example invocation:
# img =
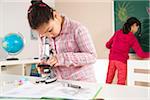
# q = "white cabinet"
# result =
<box><xmin>0</xmin><ymin>59</ymin><xmax>39</xmax><ymax>76</ymax></box>
<box><xmin>127</xmin><ymin>60</ymin><xmax>150</xmax><ymax>87</ymax></box>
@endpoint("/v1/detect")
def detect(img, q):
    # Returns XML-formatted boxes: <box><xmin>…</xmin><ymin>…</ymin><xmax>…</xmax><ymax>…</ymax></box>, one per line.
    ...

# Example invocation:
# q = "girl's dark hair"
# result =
<box><xmin>122</xmin><ymin>17</ymin><xmax>141</xmax><ymax>35</ymax></box>
<box><xmin>28</xmin><ymin>0</ymin><xmax>54</xmax><ymax>29</ymax></box>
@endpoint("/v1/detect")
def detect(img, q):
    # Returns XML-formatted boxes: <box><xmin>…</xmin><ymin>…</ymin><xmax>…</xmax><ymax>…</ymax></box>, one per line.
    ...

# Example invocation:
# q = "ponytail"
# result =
<box><xmin>122</xmin><ymin>22</ymin><xmax>131</xmax><ymax>34</ymax></box>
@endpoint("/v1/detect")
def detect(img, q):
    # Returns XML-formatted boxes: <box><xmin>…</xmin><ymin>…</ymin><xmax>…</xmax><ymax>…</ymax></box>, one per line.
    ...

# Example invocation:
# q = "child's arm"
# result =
<box><xmin>131</xmin><ymin>35</ymin><xmax>150</xmax><ymax>58</ymax></box>
<box><xmin>55</xmin><ymin>26</ymin><xmax>97</xmax><ymax>67</ymax></box>
<box><xmin>105</xmin><ymin>33</ymin><xmax>116</xmax><ymax>49</ymax></box>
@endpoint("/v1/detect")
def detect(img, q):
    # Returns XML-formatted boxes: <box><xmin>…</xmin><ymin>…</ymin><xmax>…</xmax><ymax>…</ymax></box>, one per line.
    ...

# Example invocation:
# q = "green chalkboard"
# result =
<box><xmin>114</xmin><ymin>0</ymin><xmax>150</xmax><ymax>52</ymax></box>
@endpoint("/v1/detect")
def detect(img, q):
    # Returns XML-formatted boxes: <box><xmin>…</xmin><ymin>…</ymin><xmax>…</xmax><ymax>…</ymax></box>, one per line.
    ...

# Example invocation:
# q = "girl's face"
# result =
<box><xmin>37</xmin><ymin>12</ymin><xmax>62</xmax><ymax>38</ymax></box>
<box><xmin>131</xmin><ymin>23</ymin><xmax>139</xmax><ymax>33</ymax></box>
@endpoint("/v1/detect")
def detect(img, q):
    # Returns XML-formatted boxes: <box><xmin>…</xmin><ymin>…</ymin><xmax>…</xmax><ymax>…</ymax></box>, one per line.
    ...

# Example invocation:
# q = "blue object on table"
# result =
<box><xmin>1</xmin><ymin>33</ymin><xmax>24</xmax><ymax>60</ymax></box>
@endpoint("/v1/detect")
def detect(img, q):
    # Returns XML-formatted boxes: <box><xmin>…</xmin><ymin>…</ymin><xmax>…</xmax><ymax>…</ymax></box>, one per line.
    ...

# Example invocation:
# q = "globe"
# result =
<box><xmin>1</xmin><ymin>33</ymin><xmax>24</xmax><ymax>60</ymax></box>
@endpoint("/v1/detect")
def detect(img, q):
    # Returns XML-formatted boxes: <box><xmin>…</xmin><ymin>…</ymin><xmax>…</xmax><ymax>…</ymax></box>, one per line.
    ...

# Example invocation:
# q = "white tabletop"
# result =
<box><xmin>0</xmin><ymin>74</ymin><xmax>149</xmax><ymax>100</ymax></box>
<box><xmin>96</xmin><ymin>84</ymin><xmax>150</xmax><ymax>100</ymax></box>
<box><xmin>0</xmin><ymin>74</ymin><xmax>100</xmax><ymax>99</ymax></box>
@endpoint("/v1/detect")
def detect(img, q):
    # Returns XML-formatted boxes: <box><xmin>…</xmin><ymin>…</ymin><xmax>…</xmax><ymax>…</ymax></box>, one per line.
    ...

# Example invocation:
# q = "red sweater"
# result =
<box><xmin>106</xmin><ymin>29</ymin><xmax>149</xmax><ymax>64</ymax></box>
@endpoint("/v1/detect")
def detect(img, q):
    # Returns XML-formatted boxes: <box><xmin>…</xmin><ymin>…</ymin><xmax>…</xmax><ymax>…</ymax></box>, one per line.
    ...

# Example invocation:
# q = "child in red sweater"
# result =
<box><xmin>106</xmin><ymin>17</ymin><xmax>150</xmax><ymax>85</ymax></box>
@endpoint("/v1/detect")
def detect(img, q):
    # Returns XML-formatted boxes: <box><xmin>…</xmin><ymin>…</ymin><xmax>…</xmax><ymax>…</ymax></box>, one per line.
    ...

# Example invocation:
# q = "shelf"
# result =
<box><xmin>0</xmin><ymin>59</ymin><xmax>40</xmax><ymax>75</ymax></box>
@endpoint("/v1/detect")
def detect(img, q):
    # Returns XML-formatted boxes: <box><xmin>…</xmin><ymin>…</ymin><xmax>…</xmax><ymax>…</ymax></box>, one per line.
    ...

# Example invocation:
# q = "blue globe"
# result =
<box><xmin>2</xmin><ymin>33</ymin><xmax>24</xmax><ymax>55</ymax></box>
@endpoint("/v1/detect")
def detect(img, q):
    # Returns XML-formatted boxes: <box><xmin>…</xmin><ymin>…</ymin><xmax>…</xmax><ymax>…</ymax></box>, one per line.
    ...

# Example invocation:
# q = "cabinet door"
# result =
<box><xmin>127</xmin><ymin>60</ymin><xmax>150</xmax><ymax>87</ymax></box>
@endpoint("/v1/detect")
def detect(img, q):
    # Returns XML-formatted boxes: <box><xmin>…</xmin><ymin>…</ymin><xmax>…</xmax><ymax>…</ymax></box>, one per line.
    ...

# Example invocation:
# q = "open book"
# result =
<box><xmin>1</xmin><ymin>80</ymin><xmax>102</xmax><ymax>99</ymax></box>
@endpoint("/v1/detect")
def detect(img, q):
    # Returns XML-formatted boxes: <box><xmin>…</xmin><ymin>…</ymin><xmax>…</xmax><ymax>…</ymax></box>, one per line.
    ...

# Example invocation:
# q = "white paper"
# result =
<box><xmin>1</xmin><ymin>80</ymin><xmax>102</xmax><ymax>99</ymax></box>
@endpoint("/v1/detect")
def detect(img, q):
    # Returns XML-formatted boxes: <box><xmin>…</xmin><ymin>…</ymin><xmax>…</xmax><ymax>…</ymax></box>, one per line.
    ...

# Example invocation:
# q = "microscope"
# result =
<box><xmin>37</xmin><ymin>37</ymin><xmax>57</xmax><ymax>84</ymax></box>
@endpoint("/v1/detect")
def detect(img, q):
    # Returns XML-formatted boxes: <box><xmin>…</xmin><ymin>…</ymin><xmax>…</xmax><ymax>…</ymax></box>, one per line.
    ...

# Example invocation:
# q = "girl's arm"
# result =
<box><xmin>105</xmin><ymin>32</ymin><xmax>116</xmax><ymax>49</ymax></box>
<box><xmin>131</xmin><ymin>35</ymin><xmax>150</xmax><ymax>58</ymax></box>
<box><xmin>55</xmin><ymin>26</ymin><xmax>97</xmax><ymax>67</ymax></box>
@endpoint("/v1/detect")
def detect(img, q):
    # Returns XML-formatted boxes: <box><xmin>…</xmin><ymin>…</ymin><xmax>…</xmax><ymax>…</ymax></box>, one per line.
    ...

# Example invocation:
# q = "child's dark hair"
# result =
<box><xmin>28</xmin><ymin>0</ymin><xmax>54</xmax><ymax>29</ymax></box>
<box><xmin>122</xmin><ymin>17</ymin><xmax>141</xmax><ymax>35</ymax></box>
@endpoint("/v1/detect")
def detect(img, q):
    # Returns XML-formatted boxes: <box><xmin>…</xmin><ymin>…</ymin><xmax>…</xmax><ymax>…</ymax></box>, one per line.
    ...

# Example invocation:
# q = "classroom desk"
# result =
<box><xmin>0</xmin><ymin>74</ymin><xmax>149</xmax><ymax>100</ymax></box>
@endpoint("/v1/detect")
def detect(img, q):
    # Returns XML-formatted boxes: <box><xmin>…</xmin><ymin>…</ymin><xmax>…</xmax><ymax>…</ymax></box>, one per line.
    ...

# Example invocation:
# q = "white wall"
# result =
<box><xmin>0</xmin><ymin>0</ymin><xmax>54</xmax><ymax>60</ymax></box>
<box><xmin>55</xmin><ymin>0</ymin><xmax>114</xmax><ymax>59</ymax></box>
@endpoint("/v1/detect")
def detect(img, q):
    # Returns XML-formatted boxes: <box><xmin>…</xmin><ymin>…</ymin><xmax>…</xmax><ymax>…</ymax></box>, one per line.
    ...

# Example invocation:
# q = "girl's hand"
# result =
<box><xmin>39</xmin><ymin>59</ymin><xmax>47</xmax><ymax>65</ymax></box>
<box><xmin>47</xmin><ymin>56</ymin><xmax>58</xmax><ymax>67</ymax></box>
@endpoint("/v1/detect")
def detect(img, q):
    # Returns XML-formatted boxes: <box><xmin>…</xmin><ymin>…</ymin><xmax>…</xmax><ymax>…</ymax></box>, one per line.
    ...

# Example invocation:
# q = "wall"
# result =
<box><xmin>0</xmin><ymin>0</ymin><xmax>54</xmax><ymax>60</ymax></box>
<box><xmin>55</xmin><ymin>0</ymin><xmax>114</xmax><ymax>59</ymax></box>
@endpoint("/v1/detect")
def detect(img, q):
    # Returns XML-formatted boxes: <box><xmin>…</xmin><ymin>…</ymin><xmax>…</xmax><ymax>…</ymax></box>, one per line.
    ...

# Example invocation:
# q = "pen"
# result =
<box><xmin>67</xmin><ymin>83</ymin><xmax>81</xmax><ymax>89</ymax></box>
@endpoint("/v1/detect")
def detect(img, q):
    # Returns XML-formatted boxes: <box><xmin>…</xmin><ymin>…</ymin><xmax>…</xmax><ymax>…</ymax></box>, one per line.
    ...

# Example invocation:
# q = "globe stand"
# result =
<box><xmin>6</xmin><ymin>58</ymin><xmax>19</xmax><ymax>60</ymax></box>
<box><xmin>6</xmin><ymin>55</ymin><xmax>19</xmax><ymax>60</ymax></box>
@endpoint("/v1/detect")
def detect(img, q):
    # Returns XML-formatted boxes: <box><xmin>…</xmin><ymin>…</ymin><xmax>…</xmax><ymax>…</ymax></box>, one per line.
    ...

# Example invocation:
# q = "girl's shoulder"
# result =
<box><xmin>70</xmin><ymin>19</ymin><xmax>85</xmax><ymax>29</ymax></box>
<box><xmin>128</xmin><ymin>32</ymin><xmax>135</xmax><ymax>37</ymax></box>
<box><xmin>116</xmin><ymin>29</ymin><xmax>134</xmax><ymax>36</ymax></box>
<box><xmin>69</xmin><ymin>19</ymin><xmax>88</xmax><ymax>33</ymax></box>
<box><xmin>115</xmin><ymin>29</ymin><xmax>122</xmax><ymax>33</ymax></box>
<box><xmin>127</xmin><ymin>32</ymin><xmax>137</xmax><ymax>44</ymax></box>
<box><xmin>114</xmin><ymin>29</ymin><xmax>122</xmax><ymax>35</ymax></box>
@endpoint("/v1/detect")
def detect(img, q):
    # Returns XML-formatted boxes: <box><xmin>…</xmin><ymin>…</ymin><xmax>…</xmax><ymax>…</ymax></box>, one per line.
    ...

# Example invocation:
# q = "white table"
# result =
<box><xmin>0</xmin><ymin>74</ymin><xmax>100</xmax><ymax>99</ymax></box>
<box><xmin>0</xmin><ymin>74</ymin><xmax>149</xmax><ymax>100</ymax></box>
<box><xmin>96</xmin><ymin>84</ymin><xmax>150</xmax><ymax>100</ymax></box>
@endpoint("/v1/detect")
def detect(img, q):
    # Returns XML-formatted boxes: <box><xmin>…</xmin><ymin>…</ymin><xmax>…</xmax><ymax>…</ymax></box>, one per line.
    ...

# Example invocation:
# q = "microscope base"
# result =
<box><xmin>45</xmin><ymin>78</ymin><xmax>57</xmax><ymax>84</ymax></box>
<box><xmin>36</xmin><ymin>76</ymin><xmax>57</xmax><ymax>84</ymax></box>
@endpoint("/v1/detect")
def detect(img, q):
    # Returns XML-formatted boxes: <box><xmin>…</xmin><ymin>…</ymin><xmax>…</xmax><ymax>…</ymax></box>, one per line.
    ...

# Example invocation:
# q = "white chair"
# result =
<box><xmin>127</xmin><ymin>60</ymin><xmax>150</xmax><ymax>87</ymax></box>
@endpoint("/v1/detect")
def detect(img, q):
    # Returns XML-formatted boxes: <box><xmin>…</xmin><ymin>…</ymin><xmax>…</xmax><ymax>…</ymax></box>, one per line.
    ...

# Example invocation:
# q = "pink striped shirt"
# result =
<box><xmin>40</xmin><ymin>16</ymin><xmax>97</xmax><ymax>82</ymax></box>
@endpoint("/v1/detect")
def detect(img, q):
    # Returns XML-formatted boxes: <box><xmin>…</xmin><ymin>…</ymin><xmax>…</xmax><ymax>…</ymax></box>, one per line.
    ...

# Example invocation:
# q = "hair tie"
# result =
<box><xmin>28</xmin><ymin>3</ymin><xmax>46</xmax><ymax>14</ymax></box>
<box><xmin>39</xmin><ymin>4</ymin><xmax>46</xmax><ymax>7</ymax></box>
<box><xmin>28</xmin><ymin>5</ymin><xmax>33</xmax><ymax>13</ymax></box>
<box><xmin>31</xmin><ymin>0</ymin><xmax>42</xmax><ymax>5</ymax></box>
